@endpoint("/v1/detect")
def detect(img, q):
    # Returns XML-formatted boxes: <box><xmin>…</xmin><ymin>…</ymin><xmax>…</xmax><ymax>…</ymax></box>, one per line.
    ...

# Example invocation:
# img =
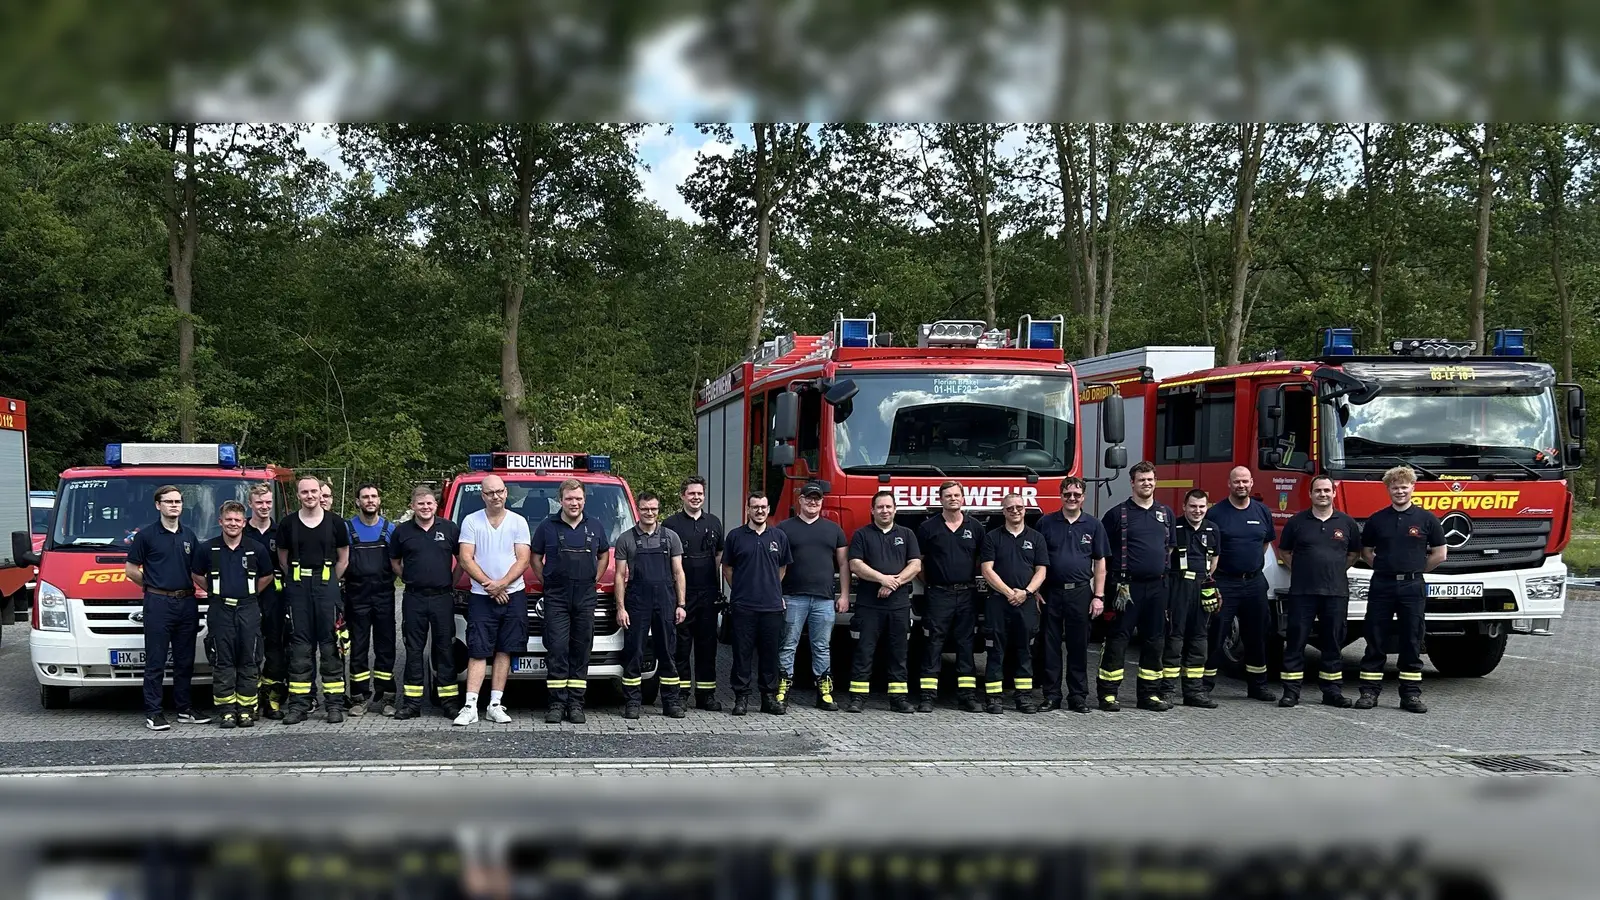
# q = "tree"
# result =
<box><xmin>341</xmin><ymin>124</ymin><xmax>641</xmax><ymax>451</ymax></box>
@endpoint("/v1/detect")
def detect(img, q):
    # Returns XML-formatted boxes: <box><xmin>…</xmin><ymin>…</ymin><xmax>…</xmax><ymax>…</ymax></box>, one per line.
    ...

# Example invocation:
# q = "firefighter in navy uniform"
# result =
<box><xmin>845</xmin><ymin>490</ymin><xmax>922</xmax><ymax>714</ymax></box>
<box><xmin>191</xmin><ymin>500</ymin><xmax>274</xmax><ymax>728</ymax></box>
<box><xmin>1277</xmin><ymin>474</ymin><xmax>1362</xmax><ymax>708</ymax></box>
<box><xmin>1036</xmin><ymin>476</ymin><xmax>1108</xmax><ymax>713</ymax></box>
<box><xmin>1203</xmin><ymin>466</ymin><xmax>1279</xmax><ymax>703</ymax></box>
<box><xmin>978</xmin><ymin>493</ymin><xmax>1048</xmax><ymax>714</ymax></box>
<box><xmin>914</xmin><ymin>480</ymin><xmax>985</xmax><ymax>713</ymax></box>
<box><xmin>388</xmin><ymin>485</ymin><xmax>462</xmax><ymax>720</ymax></box>
<box><xmin>277</xmin><ymin>475</ymin><xmax>351</xmax><ymax>725</ymax></box>
<box><xmin>1358</xmin><ymin>466</ymin><xmax>1446</xmax><ymax>714</ymax></box>
<box><xmin>530</xmin><ymin>478</ymin><xmax>611</xmax><ymax>725</ymax></box>
<box><xmin>1099</xmin><ymin>461</ymin><xmax>1177</xmax><ymax>712</ymax></box>
<box><xmin>663</xmin><ymin>476</ymin><xmax>725</xmax><ymax>711</ymax></box>
<box><xmin>1164</xmin><ymin>489</ymin><xmax>1220</xmax><ymax>708</ymax></box>
<box><xmin>344</xmin><ymin>483</ymin><xmax>397</xmax><ymax>716</ymax></box>
<box><xmin>245</xmin><ymin>483</ymin><xmax>288</xmax><ymax>721</ymax></box>
<box><xmin>615</xmin><ymin>491</ymin><xmax>688</xmax><ymax>719</ymax></box>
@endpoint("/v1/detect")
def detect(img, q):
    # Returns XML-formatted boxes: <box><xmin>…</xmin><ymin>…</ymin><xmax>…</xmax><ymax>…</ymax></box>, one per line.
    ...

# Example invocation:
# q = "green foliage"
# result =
<box><xmin>1</xmin><ymin>122</ymin><xmax>1597</xmax><ymax>508</ymax></box>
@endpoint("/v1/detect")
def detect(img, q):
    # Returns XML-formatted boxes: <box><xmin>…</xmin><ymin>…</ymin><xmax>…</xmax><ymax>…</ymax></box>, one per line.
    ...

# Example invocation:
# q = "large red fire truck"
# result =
<box><xmin>439</xmin><ymin>451</ymin><xmax>654</xmax><ymax>699</ymax></box>
<box><xmin>1076</xmin><ymin>328</ymin><xmax>1587</xmax><ymax>677</ymax></box>
<box><xmin>21</xmin><ymin>443</ymin><xmax>296</xmax><ymax>709</ymax></box>
<box><xmin>695</xmin><ymin>313</ymin><xmax>1126</xmax><ymax>638</ymax></box>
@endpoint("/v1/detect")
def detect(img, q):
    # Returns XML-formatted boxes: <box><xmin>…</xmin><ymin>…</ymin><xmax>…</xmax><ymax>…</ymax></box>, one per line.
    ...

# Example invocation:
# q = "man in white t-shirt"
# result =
<box><xmin>455</xmin><ymin>474</ymin><xmax>532</xmax><ymax>726</ymax></box>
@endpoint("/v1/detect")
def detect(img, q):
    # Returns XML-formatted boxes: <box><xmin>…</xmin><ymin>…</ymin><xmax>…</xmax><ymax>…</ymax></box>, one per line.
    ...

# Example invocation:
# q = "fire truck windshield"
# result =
<box><xmin>1327</xmin><ymin>387</ymin><xmax>1562</xmax><ymax>472</ymax></box>
<box><xmin>453</xmin><ymin>480</ymin><xmax>636</xmax><ymax>544</ymax></box>
<box><xmin>833</xmin><ymin>372</ymin><xmax>1076</xmax><ymax>475</ymax></box>
<box><xmin>49</xmin><ymin>476</ymin><xmax>255</xmax><ymax>549</ymax></box>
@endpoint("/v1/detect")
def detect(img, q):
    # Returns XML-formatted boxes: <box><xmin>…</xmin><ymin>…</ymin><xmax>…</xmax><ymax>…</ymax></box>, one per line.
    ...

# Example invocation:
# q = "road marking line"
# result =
<box><xmin>1506</xmin><ymin>655</ymin><xmax>1600</xmax><ymax>672</ymax></box>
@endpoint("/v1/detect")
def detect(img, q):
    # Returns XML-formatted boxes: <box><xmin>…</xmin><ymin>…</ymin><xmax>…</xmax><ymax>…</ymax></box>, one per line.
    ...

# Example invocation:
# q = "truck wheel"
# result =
<box><xmin>1426</xmin><ymin>630</ymin><xmax>1509</xmax><ymax>678</ymax></box>
<box><xmin>641</xmin><ymin>674</ymin><xmax>661</xmax><ymax>705</ymax></box>
<box><xmin>40</xmin><ymin>684</ymin><xmax>70</xmax><ymax>709</ymax></box>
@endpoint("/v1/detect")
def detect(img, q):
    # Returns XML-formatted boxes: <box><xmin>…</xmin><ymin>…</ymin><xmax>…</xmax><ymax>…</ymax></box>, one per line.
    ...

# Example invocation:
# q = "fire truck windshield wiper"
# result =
<box><xmin>1476</xmin><ymin>453</ymin><xmax>1542</xmax><ymax>479</ymax></box>
<box><xmin>849</xmin><ymin>464</ymin><xmax>949</xmax><ymax>477</ymax></box>
<box><xmin>1341</xmin><ymin>455</ymin><xmax>1441</xmax><ymax>480</ymax></box>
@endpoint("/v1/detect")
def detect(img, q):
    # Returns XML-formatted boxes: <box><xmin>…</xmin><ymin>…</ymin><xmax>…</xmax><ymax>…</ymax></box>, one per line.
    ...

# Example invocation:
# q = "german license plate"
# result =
<box><xmin>110</xmin><ymin>649</ymin><xmax>145</xmax><ymax>667</ymax></box>
<box><xmin>512</xmin><ymin>656</ymin><xmax>547</xmax><ymax>674</ymax></box>
<box><xmin>1427</xmin><ymin>582</ymin><xmax>1484</xmax><ymax>599</ymax></box>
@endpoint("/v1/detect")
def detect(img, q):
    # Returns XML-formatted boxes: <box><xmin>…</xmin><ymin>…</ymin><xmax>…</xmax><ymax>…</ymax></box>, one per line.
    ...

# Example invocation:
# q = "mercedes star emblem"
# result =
<box><xmin>1440</xmin><ymin>512</ymin><xmax>1473</xmax><ymax>549</ymax></box>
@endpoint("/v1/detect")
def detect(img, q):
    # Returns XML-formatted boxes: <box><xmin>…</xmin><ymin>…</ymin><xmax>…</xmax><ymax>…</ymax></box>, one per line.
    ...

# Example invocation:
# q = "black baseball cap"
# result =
<box><xmin>799</xmin><ymin>481</ymin><xmax>826</xmax><ymax>498</ymax></box>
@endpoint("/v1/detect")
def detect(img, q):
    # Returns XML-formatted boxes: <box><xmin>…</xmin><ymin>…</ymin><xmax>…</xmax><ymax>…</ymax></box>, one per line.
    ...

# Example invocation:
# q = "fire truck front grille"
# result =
<box><xmin>1353</xmin><ymin>518</ymin><xmax>1551</xmax><ymax>574</ymax></box>
<box><xmin>81</xmin><ymin>598</ymin><xmax>211</xmax><ymax>636</ymax></box>
<box><xmin>526</xmin><ymin>595</ymin><xmax>620</xmax><ymax>639</ymax></box>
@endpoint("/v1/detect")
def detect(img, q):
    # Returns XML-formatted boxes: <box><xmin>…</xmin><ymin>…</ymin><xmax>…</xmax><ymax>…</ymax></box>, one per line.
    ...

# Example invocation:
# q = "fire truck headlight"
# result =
<box><xmin>1525</xmin><ymin>573</ymin><xmax>1565</xmax><ymax>601</ymax></box>
<box><xmin>1348</xmin><ymin>576</ymin><xmax>1369</xmax><ymax>604</ymax></box>
<box><xmin>37</xmin><ymin>580</ymin><xmax>69</xmax><ymax>631</ymax></box>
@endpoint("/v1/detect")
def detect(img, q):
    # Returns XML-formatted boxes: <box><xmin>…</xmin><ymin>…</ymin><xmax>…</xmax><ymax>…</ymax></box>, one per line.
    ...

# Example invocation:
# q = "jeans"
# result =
<box><xmin>779</xmin><ymin>594</ymin><xmax>836</xmax><ymax>678</ymax></box>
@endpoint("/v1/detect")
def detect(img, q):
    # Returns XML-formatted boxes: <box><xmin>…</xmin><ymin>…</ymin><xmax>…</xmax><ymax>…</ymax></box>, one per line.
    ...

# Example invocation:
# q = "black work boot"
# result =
<box><xmin>1400</xmin><ymin>695</ymin><xmax>1428</xmax><ymax>714</ymax></box>
<box><xmin>1354</xmin><ymin>691</ymin><xmax>1378</xmax><ymax>710</ymax></box>
<box><xmin>697</xmin><ymin>691</ymin><xmax>723</xmax><ymax>713</ymax></box>
<box><xmin>1247</xmin><ymin>685</ymin><xmax>1279</xmax><ymax>703</ymax></box>
<box><xmin>1015</xmin><ymin>694</ymin><xmax>1040</xmax><ymax>714</ymax></box>
<box><xmin>1099</xmin><ymin>695</ymin><xmax>1121</xmax><ymax>712</ymax></box>
<box><xmin>1321</xmin><ymin>690</ymin><xmax>1354</xmax><ymax>709</ymax></box>
<box><xmin>815</xmin><ymin>676</ymin><xmax>839</xmax><ymax>711</ymax></box>
<box><xmin>1183</xmin><ymin>692</ymin><xmax>1218</xmax><ymax>709</ymax></box>
<box><xmin>566</xmin><ymin>702</ymin><xmax>587</xmax><ymax>724</ymax></box>
<box><xmin>1137</xmin><ymin>695</ymin><xmax>1172</xmax><ymax>712</ymax></box>
<box><xmin>623</xmin><ymin>701</ymin><xmax>642</xmax><ymax>720</ymax></box>
<box><xmin>761</xmin><ymin>694</ymin><xmax>786</xmax><ymax>715</ymax></box>
<box><xmin>844</xmin><ymin>694</ymin><xmax>866</xmax><ymax>714</ymax></box>
<box><xmin>545</xmin><ymin>704</ymin><xmax>563</xmax><ymax>724</ymax></box>
<box><xmin>888</xmin><ymin>696</ymin><xmax>915</xmax><ymax>714</ymax></box>
<box><xmin>984</xmin><ymin>696</ymin><xmax>1004</xmax><ymax>715</ymax></box>
<box><xmin>958</xmin><ymin>691</ymin><xmax>983</xmax><ymax>713</ymax></box>
<box><xmin>915</xmin><ymin>695</ymin><xmax>935</xmax><ymax>713</ymax></box>
<box><xmin>1279</xmin><ymin>689</ymin><xmax>1301</xmax><ymax>708</ymax></box>
<box><xmin>731</xmin><ymin>694</ymin><xmax>749</xmax><ymax>716</ymax></box>
<box><xmin>1039</xmin><ymin>696</ymin><xmax>1062</xmax><ymax>712</ymax></box>
<box><xmin>281</xmin><ymin>705</ymin><xmax>308</xmax><ymax>725</ymax></box>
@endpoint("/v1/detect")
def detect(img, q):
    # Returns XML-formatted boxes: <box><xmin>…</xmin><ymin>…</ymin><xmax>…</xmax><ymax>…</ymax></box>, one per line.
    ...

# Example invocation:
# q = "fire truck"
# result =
<box><xmin>694</xmin><ymin>313</ymin><xmax>1127</xmax><ymax>640</ymax></box>
<box><xmin>1075</xmin><ymin>328</ymin><xmax>1587</xmax><ymax>677</ymax></box>
<box><xmin>21</xmin><ymin>443</ymin><xmax>295</xmax><ymax>709</ymax></box>
<box><xmin>1</xmin><ymin>396</ymin><xmax>30</xmax><ymax>632</ymax></box>
<box><xmin>438</xmin><ymin>452</ymin><xmax>655</xmax><ymax>699</ymax></box>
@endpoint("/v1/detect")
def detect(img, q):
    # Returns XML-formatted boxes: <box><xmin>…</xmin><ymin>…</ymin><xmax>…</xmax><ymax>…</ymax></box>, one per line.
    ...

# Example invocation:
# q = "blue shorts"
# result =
<box><xmin>466</xmin><ymin>590</ymin><xmax>529</xmax><ymax>659</ymax></box>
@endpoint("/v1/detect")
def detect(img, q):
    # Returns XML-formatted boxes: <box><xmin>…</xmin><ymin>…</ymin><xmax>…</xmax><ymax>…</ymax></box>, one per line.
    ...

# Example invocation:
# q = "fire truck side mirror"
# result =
<box><xmin>1563</xmin><ymin>384</ymin><xmax>1587</xmax><ymax>441</ymax></box>
<box><xmin>769</xmin><ymin>442</ymin><xmax>797</xmax><ymax>467</ymax></box>
<box><xmin>1257</xmin><ymin>387</ymin><xmax>1284</xmax><ymax>441</ymax></box>
<box><xmin>12</xmin><ymin>531</ymin><xmax>39</xmax><ymax>568</ymax></box>
<box><xmin>823</xmin><ymin>378</ymin><xmax>859</xmax><ymax>407</ymax></box>
<box><xmin>1099</xmin><ymin>392</ymin><xmax>1126</xmax><ymax>444</ymax></box>
<box><xmin>772</xmin><ymin>391</ymin><xmax>799</xmax><ymax>442</ymax></box>
<box><xmin>1103</xmin><ymin>446</ymin><xmax>1128</xmax><ymax>472</ymax></box>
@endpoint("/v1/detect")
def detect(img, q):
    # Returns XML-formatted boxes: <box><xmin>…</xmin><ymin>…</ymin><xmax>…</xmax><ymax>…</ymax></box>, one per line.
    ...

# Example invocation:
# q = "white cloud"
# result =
<box><xmin>633</xmin><ymin>124</ymin><xmax>740</xmax><ymax>223</ymax></box>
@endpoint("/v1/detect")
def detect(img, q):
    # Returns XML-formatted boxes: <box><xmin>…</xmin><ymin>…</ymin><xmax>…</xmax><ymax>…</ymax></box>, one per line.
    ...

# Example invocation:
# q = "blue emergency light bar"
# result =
<box><xmin>836</xmin><ymin>313</ymin><xmax>877</xmax><ymax>348</ymax></box>
<box><xmin>469</xmin><ymin>452</ymin><xmax>612</xmax><ymax>473</ymax></box>
<box><xmin>105</xmin><ymin>443</ymin><xmax>240</xmax><ymax>468</ymax></box>
<box><xmin>1016</xmin><ymin>314</ymin><xmax>1063</xmax><ymax>350</ymax></box>
<box><xmin>1320</xmin><ymin>327</ymin><xmax>1357</xmax><ymax>356</ymax></box>
<box><xmin>1490</xmin><ymin>328</ymin><xmax>1526</xmax><ymax>356</ymax></box>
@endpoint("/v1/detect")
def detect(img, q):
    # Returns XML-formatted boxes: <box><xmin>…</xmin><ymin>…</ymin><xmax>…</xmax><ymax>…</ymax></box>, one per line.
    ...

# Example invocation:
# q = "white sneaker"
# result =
<box><xmin>452</xmin><ymin>704</ymin><xmax>479</xmax><ymax>726</ymax></box>
<box><xmin>485</xmin><ymin>704</ymin><xmax>512</xmax><ymax>724</ymax></box>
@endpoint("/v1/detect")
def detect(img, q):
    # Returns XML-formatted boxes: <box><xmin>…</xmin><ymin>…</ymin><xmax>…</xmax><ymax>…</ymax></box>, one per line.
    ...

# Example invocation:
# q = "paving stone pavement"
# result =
<box><xmin>1</xmin><ymin>593</ymin><xmax>1594</xmax><ymax>772</ymax></box>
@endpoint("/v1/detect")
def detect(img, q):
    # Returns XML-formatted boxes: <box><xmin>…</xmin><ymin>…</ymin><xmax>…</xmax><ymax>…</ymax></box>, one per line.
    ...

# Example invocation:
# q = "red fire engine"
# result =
<box><xmin>1076</xmin><ymin>328</ymin><xmax>1587</xmax><ymax>677</ymax></box>
<box><xmin>1</xmin><ymin>396</ymin><xmax>30</xmax><ymax>627</ymax></box>
<box><xmin>695</xmin><ymin>313</ymin><xmax>1126</xmax><ymax>637</ymax></box>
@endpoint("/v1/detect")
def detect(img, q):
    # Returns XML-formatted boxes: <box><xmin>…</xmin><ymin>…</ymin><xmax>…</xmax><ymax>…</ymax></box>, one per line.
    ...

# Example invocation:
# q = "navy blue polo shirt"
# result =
<box><xmin>389</xmin><ymin>518</ymin><xmax>461</xmax><ymax>591</ymax></box>
<box><xmin>1172</xmin><ymin>518</ymin><xmax>1220</xmax><ymax>577</ymax></box>
<box><xmin>126</xmin><ymin>520</ymin><xmax>199</xmax><ymax>592</ymax></box>
<box><xmin>916</xmin><ymin>514</ymin><xmax>985</xmax><ymax>587</ymax></box>
<box><xmin>1037</xmin><ymin>510</ymin><xmax>1108</xmax><ymax>587</ymax></box>
<box><xmin>664</xmin><ymin>511</ymin><xmax>724</xmax><ymax>593</ymax></box>
<box><xmin>1206</xmin><ymin>499</ymin><xmax>1277</xmax><ymax>576</ymax></box>
<box><xmin>848</xmin><ymin>523</ymin><xmax>922</xmax><ymax>610</ymax></box>
<box><xmin>723</xmin><ymin>524</ymin><xmax>792</xmax><ymax>611</ymax></box>
<box><xmin>981</xmin><ymin>526</ymin><xmax>1048</xmax><ymax>591</ymax></box>
<box><xmin>1280</xmin><ymin>509</ymin><xmax>1361</xmax><ymax>594</ymax></box>
<box><xmin>1101</xmin><ymin>500</ymin><xmax>1176</xmax><ymax>580</ymax></box>
<box><xmin>248</xmin><ymin>521</ymin><xmax>282</xmax><ymax>576</ymax></box>
<box><xmin>1361</xmin><ymin>504</ymin><xmax>1446</xmax><ymax>575</ymax></box>
<box><xmin>531</xmin><ymin>515</ymin><xmax>611</xmax><ymax>587</ymax></box>
<box><xmin>191</xmin><ymin>536</ymin><xmax>270</xmax><ymax>599</ymax></box>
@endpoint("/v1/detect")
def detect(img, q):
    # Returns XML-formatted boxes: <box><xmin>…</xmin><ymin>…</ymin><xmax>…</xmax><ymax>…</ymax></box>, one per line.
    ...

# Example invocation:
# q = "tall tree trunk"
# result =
<box><xmin>500</xmin><ymin>126</ymin><xmax>538</xmax><ymax>452</ymax></box>
<box><xmin>747</xmin><ymin>123</ymin><xmax>773</xmax><ymax>356</ymax></box>
<box><xmin>1542</xmin><ymin>137</ymin><xmax>1575</xmax><ymax>383</ymax></box>
<box><xmin>1223</xmin><ymin>124</ymin><xmax>1266</xmax><ymax>365</ymax></box>
<box><xmin>1051</xmin><ymin>124</ymin><xmax>1091</xmax><ymax>357</ymax></box>
<box><xmin>163</xmin><ymin>124</ymin><xmax>199</xmax><ymax>442</ymax></box>
<box><xmin>976</xmin><ymin>133</ymin><xmax>997</xmax><ymax>327</ymax></box>
<box><xmin>1467</xmin><ymin>123</ymin><xmax>1496</xmax><ymax>351</ymax></box>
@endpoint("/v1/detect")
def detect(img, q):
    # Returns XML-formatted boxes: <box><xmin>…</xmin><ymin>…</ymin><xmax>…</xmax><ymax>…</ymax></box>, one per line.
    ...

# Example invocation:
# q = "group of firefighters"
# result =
<box><xmin>123</xmin><ymin>461</ymin><xmax>1445</xmax><ymax>732</ymax></box>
